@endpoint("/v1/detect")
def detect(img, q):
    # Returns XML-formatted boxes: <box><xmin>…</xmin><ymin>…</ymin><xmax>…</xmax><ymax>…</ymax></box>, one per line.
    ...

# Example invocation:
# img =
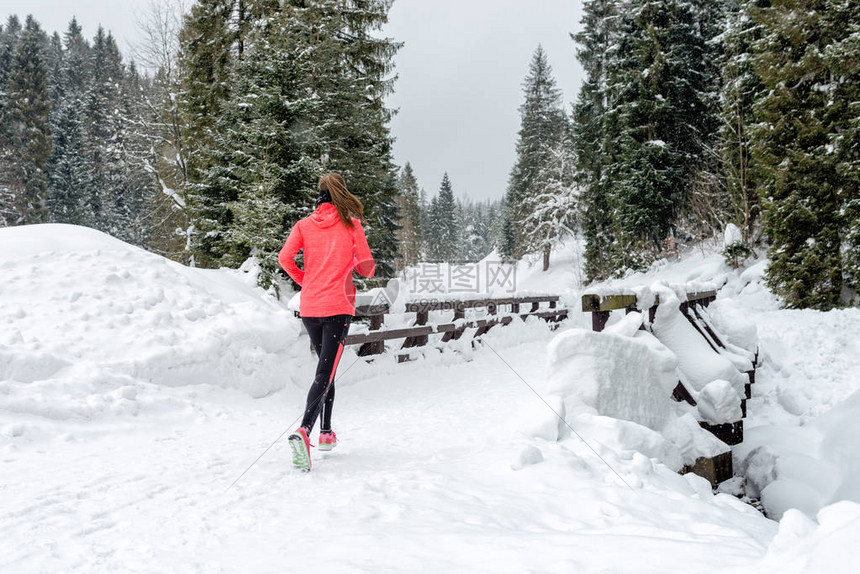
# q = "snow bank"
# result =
<box><xmin>0</xmin><ymin>224</ymin><xmax>307</xmax><ymax>424</ymax></box>
<box><xmin>738</xmin><ymin>390</ymin><xmax>860</xmax><ymax>520</ymax></box>
<box><xmin>546</xmin><ymin>325</ymin><xmax>677</xmax><ymax>431</ymax></box>
<box><xmin>540</xmin><ymin>319</ymin><xmax>728</xmax><ymax>471</ymax></box>
<box><xmin>751</xmin><ymin>502</ymin><xmax>860</xmax><ymax>573</ymax></box>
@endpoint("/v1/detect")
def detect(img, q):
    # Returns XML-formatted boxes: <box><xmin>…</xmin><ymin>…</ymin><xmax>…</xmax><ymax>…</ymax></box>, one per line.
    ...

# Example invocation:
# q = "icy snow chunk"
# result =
<box><xmin>602</xmin><ymin>311</ymin><xmax>643</xmax><ymax>338</ymax></box>
<box><xmin>661</xmin><ymin>413</ymin><xmax>729</xmax><ymax>463</ymax></box>
<box><xmin>287</xmin><ymin>291</ymin><xmax>301</xmax><ymax>313</ymax></box>
<box><xmin>511</xmin><ymin>445</ymin><xmax>544</xmax><ymax>470</ymax></box>
<box><xmin>697</xmin><ymin>379</ymin><xmax>742</xmax><ymax>424</ymax></box>
<box><xmin>547</xmin><ymin>327</ymin><xmax>678</xmax><ymax>431</ymax></box>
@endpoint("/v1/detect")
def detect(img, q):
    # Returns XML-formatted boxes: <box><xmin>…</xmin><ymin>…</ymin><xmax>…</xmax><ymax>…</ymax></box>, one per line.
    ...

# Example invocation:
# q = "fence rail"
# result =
<box><xmin>341</xmin><ymin>295</ymin><xmax>567</xmax><ymax>358</ymax></box>
<box><xmin>581</xmin><ymin>287</ymin><xmax>752</xmax><ymax>487</ymax></box>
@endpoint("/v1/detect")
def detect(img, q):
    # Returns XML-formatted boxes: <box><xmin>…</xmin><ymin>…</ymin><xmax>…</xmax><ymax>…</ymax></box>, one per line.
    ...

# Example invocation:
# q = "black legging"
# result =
<box><xmin>300</xmin><ymin>314</ymin><xmax>351</xmax><ymax>433</ymax></box>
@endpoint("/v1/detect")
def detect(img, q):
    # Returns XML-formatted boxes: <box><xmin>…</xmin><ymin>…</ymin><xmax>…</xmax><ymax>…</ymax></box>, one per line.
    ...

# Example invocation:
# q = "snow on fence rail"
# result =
<box><xmin>581</xmin><ymin>289</ymin><xmax>757</xmax><ymax>487</ymax></box>
<box><xmin>348</xmin><ymin>295</ymin><xmax>568</xmax><ymax>360</ymax></box>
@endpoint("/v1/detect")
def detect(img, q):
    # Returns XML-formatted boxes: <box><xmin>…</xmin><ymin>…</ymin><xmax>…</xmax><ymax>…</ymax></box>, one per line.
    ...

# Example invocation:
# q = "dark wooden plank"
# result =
<box><xmin>699</xmin><ymin>420</ymin><xmax>744</xmax><ymax>446</ymax></box>
<box><xmin>686</xmin><ymin>290</ymin><xmax>717</xmax><ymax>304</ymax></box>
<box><xmin>682</xmin><ymin>450</ymin><xmax>733</xmax><ymax>488</ymax></box>
<box><xmin>581</xmin><ymin>293</ymin><xmax>638</xmax><ymax>312</ymax></box>
<box><xmin>405</xmin><ymin>295</ymin><xmax>560</xmax><ymax>313</ymax></box>
<box><xmin>345</xmin><ymin>326</ymin><xmax>433</xmax><ymax>345</ymax></box>
<box><xmin>354</xmin><ymin>303</ymin><xmax>390</xmax><ymax>316</ymax></box>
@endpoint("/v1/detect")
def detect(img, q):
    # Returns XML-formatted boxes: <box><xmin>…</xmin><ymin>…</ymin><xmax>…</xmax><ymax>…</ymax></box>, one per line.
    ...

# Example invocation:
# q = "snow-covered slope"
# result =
<box><xmin>2</xmin><ymin>226</ymin><xmax>860</xmax><ymax>573</ymax></box>
<box><xmin>0</xmin><ymin>224</ymin><xmax>308</xmax><ymax>419</ymax></box>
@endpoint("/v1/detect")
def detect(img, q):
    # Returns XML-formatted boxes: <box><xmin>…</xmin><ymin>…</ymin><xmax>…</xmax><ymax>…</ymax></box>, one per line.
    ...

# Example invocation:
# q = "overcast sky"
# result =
<box><xmin>9</xmin><ymin>0</ymin><xmax>585</xmax><ymax>202</ymax></box>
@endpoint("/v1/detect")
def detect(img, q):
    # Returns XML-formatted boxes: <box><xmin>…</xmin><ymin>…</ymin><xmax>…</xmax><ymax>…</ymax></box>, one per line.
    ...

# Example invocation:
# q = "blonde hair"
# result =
<box><xmin>318</xmin><ymin>173</ymin><xmax>366</xmax><ymax>228</ymax></box>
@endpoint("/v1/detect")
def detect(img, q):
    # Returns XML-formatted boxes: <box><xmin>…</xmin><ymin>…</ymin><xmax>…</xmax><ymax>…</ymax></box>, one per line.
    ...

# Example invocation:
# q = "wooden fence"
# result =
<box><xmin>342</xmin><ymin>295</ymin><xmax>568</xmax><ymax>359</ymax></box>
<box><xmin>581</xmin><ymin>289</ymin><xmax>756</xmax><ymax>487</ymax></box>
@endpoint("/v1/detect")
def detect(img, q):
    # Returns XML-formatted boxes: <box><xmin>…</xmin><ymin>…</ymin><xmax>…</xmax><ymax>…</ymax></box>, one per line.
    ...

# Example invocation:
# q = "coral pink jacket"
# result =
<box><xmin>278</xmin><ymin>202</ymin><xmax>375</xmax><ymax>317</ymax></box>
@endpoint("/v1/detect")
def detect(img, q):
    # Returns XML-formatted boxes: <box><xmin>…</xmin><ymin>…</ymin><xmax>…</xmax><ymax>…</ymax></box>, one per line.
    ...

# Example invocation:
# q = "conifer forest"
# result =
<box><xmin>1</xmin><ymin>0</ymin><xmax>858</xmax><ymax>310</ymax></box>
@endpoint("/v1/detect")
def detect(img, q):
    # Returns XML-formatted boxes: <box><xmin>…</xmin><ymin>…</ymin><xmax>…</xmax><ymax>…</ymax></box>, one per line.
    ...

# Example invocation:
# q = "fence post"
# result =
<box><xmin>369</xmin><ymin>313</ymin><xmax>384</xmax><ymax>355</ymax></box>
<box><xmin>415</xmin><ymin>309</ymin><xmax>429</xmax><ymax>347</ymax></box>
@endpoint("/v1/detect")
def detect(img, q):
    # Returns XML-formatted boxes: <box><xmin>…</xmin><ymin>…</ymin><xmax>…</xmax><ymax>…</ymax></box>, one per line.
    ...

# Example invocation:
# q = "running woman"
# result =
<box><xmin>278</xmin><ymin>173</ymin><xmax>375</xmax><ymax>472</ymax></box>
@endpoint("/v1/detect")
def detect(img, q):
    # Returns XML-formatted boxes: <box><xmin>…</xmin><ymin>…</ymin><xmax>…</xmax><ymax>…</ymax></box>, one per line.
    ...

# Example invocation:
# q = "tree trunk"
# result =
<box><xmin>543</xmin><ymin>243</ymin><xmax>550</xmax><ymax>271</ymax></box>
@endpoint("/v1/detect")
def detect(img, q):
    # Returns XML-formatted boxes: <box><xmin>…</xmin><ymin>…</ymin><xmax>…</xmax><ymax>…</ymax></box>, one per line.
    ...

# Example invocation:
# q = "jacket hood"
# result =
<box><xmin>308</xmin><ymin>202</ymin><xmax>341</xmax><ymax>229</ymax></box>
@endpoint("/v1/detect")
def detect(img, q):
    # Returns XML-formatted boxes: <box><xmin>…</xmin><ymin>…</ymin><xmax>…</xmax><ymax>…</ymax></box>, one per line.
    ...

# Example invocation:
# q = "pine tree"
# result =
<box><xmin>522</xmin><ymin>126</ymin><xmax>578</xmax><ymax>270</ymax></box>
<box><xmin>195</xmin><ymin>7</ymin><xmax>317</xmax><ymax>284</ymax></box>
<box><xmin>717</xmin><ymin>0</ymin><xmax>765</xmax><ymax>245</ymax></box>
<box><xmin>181</xmin><ymin>0</ymin><xmax>401</xmax><ymax>286</ymax></box>
<box><xmin>395</xmin><ymin>162</ymin><xmax>423</xmax><ymax>270</ymax></box>
<box><xmin>364</xmin><ymin>174</ymin><xmax>400</xmax><ymax>281</ymax></box>
<box><xmin>827</xmin><ymin>0</ymin><xmax>860</xmax><ymax>294</ymax></box>
<box><xmin>572</xmin><ymin>0</ymin><xmax>619</xmax><ymax>281</ymax></box>
<box><xmin>85</xmin><ymin>29</ymin><xmax>132</xmax><ymax>235</ymax></box>
<box><xmin>0</xmin><ymin>16</ymin><xmax>22</xmax><ymax>225</ymax></box>
<box><xmin>46</xmin><ymin>32</ymin><xmax>63</xmax><ymax>115</ymax></box>
<box><xmin>751</xmin><ymin>0</ymin><xmax>856</xmax><ymax>308</ymax></box>
<box><xmin>602</xmin><ymin>0</ymin><xmax>720</xmax><ymax>270</ymax></box>
<box><xmin>457</xmin><ymin>199</ymin><xmax>494</xmax><ymax>262</ymax></box>
<box><xmin>504</xmin><ymin>45</ymin><xmax>567</xmax><ymax>260</ymax></box>
<box><xmin>296</xmin><ymin>0</ymin><xmax>402</xmax><ymax>279</ymax></box>
<box><xmin>177</xmin><ymin>0</ymin><xmax>235</xmax><ymax>176</ymax></box>
<box><xmin>0</xmin><ymin>16</ymin><xmax>22</xmax><ymax>140</ymax></box>
<box><xmin>47</xmin><ymin>19</ymin><xmax>91</xmax><ymax>224</ymax></box>
<box><xmin>2</xmin><ymin>16</ymin><xmax>52</xmax><ymax>224</ymax></box>
<box><xmin>434</xmin><ymin>172</ymin><xmax>458</xmax><ymax>262</ymax></box>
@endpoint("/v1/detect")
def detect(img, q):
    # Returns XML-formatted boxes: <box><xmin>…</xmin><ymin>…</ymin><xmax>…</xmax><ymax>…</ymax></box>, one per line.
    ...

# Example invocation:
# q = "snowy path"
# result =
<box><xmin>6</xmin><ymin>226</ymin><xmax>860</xmax><ymax>572</ymax></box>
<box><xmin>2</xmin><ymin>332</ymin><xmax>775</xmax><ymax>573</ymax></box>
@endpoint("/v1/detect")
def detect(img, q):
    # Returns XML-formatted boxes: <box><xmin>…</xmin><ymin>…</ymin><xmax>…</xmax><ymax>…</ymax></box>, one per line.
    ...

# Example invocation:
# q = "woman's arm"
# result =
<box><xmin>352</xmin><ymin>222</ymin><xmax>375</xmax><ymax>278</ymax></box>
<box><xmin>278</xmin><ymin>222</ymin><xmax>305</xmax><ymax>285</ymax></box>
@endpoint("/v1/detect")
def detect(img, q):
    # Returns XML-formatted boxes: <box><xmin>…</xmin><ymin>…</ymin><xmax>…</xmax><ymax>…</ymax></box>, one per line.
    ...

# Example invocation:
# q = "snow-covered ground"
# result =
<box><xmin>2</xmin><ymin>225</ymin><xmax>860</xmax><ymax>573</ymax></box>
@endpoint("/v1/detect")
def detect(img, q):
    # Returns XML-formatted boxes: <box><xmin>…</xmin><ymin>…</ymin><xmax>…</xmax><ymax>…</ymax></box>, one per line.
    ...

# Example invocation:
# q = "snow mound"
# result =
<box><xmin>0</xmin><ymin>224</ymin><xmax>306</xmax><ymax>423</ymax></box>
<box><xmin>541</xmin><ymin>318</ymin><xmax>728</xmax><ymax>471</ymax></box>
<box><xmin>546</xmin><ymin>326</ymin><xmax>678</xmax><ymax>431</ymax></box>
<box><xmin>697</xmin><ymin>379</ymin><xmax>743</xmax><ymax>424</ymax></box>
<box><xmin>755</xmin><ymin>502</ymin><xmax>860</xmax><ymax>573</ymax></box>
<box><xmin>737</xmin><ymin>390</ymin><xmax>860</xmax><ymax>520</ymax></box>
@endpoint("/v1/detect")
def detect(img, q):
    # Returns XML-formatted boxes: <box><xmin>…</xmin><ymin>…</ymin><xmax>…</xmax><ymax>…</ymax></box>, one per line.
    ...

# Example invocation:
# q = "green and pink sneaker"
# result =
<box><xmin>318</xmin><ymin>430</ymin><xmax>338</xmax><ymax>451</ymax></box>
<box><xmin>288</xmin><ymin>427</ymin><xmax>312</xmax><ymax>472</ymax></box>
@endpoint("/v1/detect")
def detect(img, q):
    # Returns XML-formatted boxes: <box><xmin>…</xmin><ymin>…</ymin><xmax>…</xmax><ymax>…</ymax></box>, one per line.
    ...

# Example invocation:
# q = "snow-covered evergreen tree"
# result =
<box><xmin>826</xmin><ymin>0</ymin><xmax>860</xmax><ymax>295</ymax></box>
<box><xmin>1</xmin><ymin>16</ymin><xmax>52</xmax><ymax>225</ymax></box>
<box><xmin>572</xmin><ymin>0</ymin><xmax>619</xmax><ymax>281</ymax></box>
<box><xmin>750</xmin><ymin>0</ymin><xmax>855</xmax><ymax>309</ymax></box>
<box><xmin>181</xmin><ymin>0</ymin><xmax>400</xmax><ymax>285</ymax></box>
<box><xmin>193</xmin><ymin>9</ymin><xmax>316</xmax><ymax>284</ymax></box>
<box><xmin>522</xmin><ymin>129</ymin><xmax>578</xmax><ymax>270</ymax></box>
<box><xmin>426</xmin><ymin>172</ymin><xmax>458</xmax><ymax>262</ymax></box>
<box><xmin>0</xmin><ymin>16</ymin><xmax>22</xmax><ymax>225</ymax></box>
<box><xmin>504</xmin><ymin>45</ymin><xmax>567</xmax><ymax>260</ymax></box>
<box><xmin>602</xmin><ymin>0</ymin><xmax>720</xmax><ymax>270</ymax></box>
<box><xmin>456</xmin><ymin>199</ymin><xmax>496</xmax><ymax>263</ymax></box>
<box><xmin>46</xmin><ymin>19</ymin><xmax>91</xmax><ymax>225</ymax></box>
<box><xmin>717</xmin><ymin>0</ymin><xmax>764</xmax><ymax>246</ymax></box>
<box><xmin>395</xmin><ymin>162</ymin><xmax>423</xmax><ymax>270</ymax></box>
